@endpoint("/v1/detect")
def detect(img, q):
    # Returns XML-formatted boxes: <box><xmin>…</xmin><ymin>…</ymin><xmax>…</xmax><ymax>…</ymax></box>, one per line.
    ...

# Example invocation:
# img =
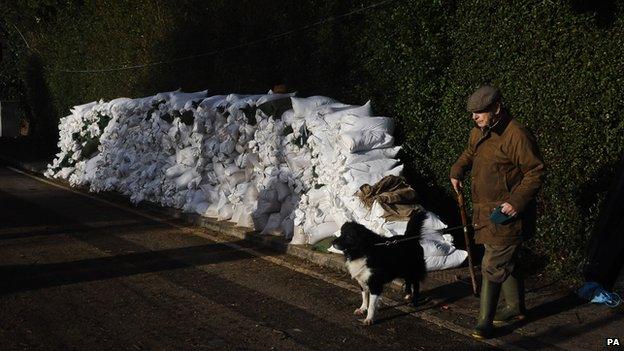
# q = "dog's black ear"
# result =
<box><xmin>405</xmin><ymin>209</ymin><xmax>427</xmax><ymax>237</ymax></box>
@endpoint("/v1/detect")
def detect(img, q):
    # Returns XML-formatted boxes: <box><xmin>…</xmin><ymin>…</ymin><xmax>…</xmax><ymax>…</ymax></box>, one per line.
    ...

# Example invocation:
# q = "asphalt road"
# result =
<box><xmin>0</xmin><ymin>166</ymin><xmax>493</xmax><ymax>350</ymax></box>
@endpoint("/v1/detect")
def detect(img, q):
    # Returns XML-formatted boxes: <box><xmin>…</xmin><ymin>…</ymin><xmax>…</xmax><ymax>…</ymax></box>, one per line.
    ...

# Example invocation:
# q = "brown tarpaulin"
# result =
<box><xmin>355</xmin><ymin>175</ymin><xmax>419</xmax><ymax>221</ymax></box>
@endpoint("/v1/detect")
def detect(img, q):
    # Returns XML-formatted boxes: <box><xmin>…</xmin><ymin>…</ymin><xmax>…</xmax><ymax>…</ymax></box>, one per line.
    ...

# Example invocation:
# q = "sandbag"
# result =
<box><xmin>256</xmin><ymin>189</ymin><xmax>280</xmax><ymax>214</ymax></box>
<box><xmin>290</xmin><ymin>226</ymin><xmax>307</xmax><ymax>245</ymax></box>
<box><xmin>261</xmin><ymin>213</ymin><xmax>284</xmax><ymax>235</ymax></box>
<box><xmin>323</xmin><ymin>101</ymin><xmax>373</xmax><ymax>128</ymax></box>
<box><xmin>341</xmin><ymin>115</ymin><xmax>394</xmax><ymax>134</ymax></box>
<box><xmin>175</xmin><ymin>169</ymin><xmax>200</xmax><ymax>189</ymax></box>
<box><xmin>291</xmin><ymin>96</ymin><xmax>337</xmax><ymax>117</ymax></box>
<box><xmin>281</xmin><ymin>218</ymin><xmax>294</xmax><ymax>239</ymax></box>
<box><xmin>217</xmin><ymin>204</ymin><xmax>234</xmax><ymax>221</ymax></box>
<box><xmin>345</xmin><ymin>146</ymin><xmax>401</xmax><ymax>165</ymax></box>
<box><xmin>339</xmin><ymin>130</ymin><xmax>395</xmax><ymax>153</ymax></box>
<box><xmin>307</xmin><ymin>222</ymin><xmax>340</xmax><ymax>245</ymax></box>
<box><xmin>425</xmin><ymin>250</ymin><xmax>468</xmax><ymax>271</ymax></box>
<box><xmin>165</xmin><ymin>164</ymin><xmax>189</xmax><ymax>179</ymax></box>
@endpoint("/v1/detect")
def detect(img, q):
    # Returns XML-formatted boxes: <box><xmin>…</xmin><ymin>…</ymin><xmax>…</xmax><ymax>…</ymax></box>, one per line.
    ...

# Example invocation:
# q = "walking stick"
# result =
<box><xmin>456</xmin><ymin>189</ymin><xmax>479</xmax><ymax>296</ymax></box>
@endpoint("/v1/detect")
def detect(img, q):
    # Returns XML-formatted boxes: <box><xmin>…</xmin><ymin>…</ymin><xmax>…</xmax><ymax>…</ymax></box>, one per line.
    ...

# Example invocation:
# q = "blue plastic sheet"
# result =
<box><xmin>578</xmin><ymin>282</ymin><xmax>622</xmax><ymax>308</ymax></box>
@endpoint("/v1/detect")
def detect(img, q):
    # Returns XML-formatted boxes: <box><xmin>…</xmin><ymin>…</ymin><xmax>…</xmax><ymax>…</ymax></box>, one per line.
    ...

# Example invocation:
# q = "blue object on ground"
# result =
<box><xmin>578</xmin><ymin>281</ymin><xmax>622</xmax><ymax>308</ymax></box>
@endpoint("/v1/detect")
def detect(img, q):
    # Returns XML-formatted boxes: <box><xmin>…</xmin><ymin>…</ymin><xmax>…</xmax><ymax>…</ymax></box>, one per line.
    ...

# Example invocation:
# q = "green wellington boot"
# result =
<box><xmin>471</xmin><ymin>279</ymin><xmax>502</xmax><ymax>340</ymax></box>
<box><xmin>493</xmin><ymin>275</ymin><xmax>526</xmax><ymax>325</ymax></box>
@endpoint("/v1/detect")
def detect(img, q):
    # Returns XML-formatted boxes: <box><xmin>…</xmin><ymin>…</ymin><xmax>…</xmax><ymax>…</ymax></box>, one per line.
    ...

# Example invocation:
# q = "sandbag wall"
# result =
<box><xmin>45</xmin><ymin>90</ymin><xmax>404</xmax><ymax>245</ymax></box>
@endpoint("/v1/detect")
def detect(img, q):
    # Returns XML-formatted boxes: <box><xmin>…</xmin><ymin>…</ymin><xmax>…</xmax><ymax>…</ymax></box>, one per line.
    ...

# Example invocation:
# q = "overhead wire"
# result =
<box><xmin>39</xmin><ymin>0</ymin><xmax>398</xmax><ymax>74</ymax></box>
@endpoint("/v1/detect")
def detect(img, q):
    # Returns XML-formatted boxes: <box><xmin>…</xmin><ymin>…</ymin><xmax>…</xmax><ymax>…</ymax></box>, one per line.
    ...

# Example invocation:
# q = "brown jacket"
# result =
<box><xmin>450</xmin><ymin>112</ymin><xmax>545</xmax><ymax>245</ymax></box>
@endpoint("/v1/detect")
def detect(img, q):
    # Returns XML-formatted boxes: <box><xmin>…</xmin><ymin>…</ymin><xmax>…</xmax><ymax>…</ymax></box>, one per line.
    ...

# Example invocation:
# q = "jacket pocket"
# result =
<box><xmin>493</xmin><ymin>215</ymin><xmax>523</xmax><ymax>238</ymax></box>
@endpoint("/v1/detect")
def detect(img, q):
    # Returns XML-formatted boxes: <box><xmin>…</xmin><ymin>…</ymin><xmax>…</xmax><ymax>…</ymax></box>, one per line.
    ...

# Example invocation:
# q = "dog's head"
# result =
<box><xmin>332</xmin><ymin>222</ymin><xmax>377</xmax><ymax>260</ymax></box>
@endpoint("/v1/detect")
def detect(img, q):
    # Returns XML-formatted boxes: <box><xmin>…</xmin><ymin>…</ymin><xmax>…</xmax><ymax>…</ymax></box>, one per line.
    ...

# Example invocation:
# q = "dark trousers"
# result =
<box><xmin>482</xmin><ymin>244</ymin><xmax>521</xmax><ymax>283</ymax></box>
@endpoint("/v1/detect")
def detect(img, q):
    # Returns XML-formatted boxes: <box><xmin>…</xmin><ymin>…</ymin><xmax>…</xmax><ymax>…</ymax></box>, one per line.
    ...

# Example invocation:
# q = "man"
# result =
<box><xmin>450</xmin><ymin>85</ymin><xmax>545</xmax><ymax>339</ymax></box>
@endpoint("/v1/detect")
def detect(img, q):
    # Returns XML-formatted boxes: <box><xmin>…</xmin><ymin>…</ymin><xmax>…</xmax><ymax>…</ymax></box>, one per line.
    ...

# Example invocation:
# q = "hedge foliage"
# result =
<box><xmin>2</xmin><ymin>0</ymin><xmax>623</xmax><ymax>281</ymax></box>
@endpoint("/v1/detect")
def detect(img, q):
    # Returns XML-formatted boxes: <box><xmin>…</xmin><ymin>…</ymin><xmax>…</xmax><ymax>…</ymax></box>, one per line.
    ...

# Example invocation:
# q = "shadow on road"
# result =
<box><xmin>0</xmin><ymin>239</ymin><xmax>268</xmax><ymax>295</ymax></box>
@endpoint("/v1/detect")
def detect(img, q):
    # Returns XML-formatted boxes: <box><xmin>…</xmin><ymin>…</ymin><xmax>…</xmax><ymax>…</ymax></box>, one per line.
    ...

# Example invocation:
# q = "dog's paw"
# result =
<box><xmin>362</xmin><ymin>318</ymin><xmax>374</xmax><ymax>326</ymax></box>
<box><xmin>353</xmin><ymin>308</ymin><xmax>366</xmax><ymax>316</ymax></box>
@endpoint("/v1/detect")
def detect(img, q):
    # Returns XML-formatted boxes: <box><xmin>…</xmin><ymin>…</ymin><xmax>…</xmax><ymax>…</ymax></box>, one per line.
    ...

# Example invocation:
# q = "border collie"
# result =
<box><xmin>332</xmin><ymin>211</ymin><xmax>427</xmax><ymax>325</ymax></box>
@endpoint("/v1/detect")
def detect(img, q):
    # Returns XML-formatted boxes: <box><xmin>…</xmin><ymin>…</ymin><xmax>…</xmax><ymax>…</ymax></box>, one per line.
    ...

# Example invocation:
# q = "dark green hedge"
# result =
<box><xmin>2</xmin><ymin>0</ymin><xmax>623</xmax><ymax>282</ymax></box>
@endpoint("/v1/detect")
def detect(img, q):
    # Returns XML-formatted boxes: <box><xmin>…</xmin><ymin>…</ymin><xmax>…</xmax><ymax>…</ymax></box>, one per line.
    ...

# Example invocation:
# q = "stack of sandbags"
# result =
<box><xmin>283</xmin><ymin>96</ymin><xmax>403</xmax><ymax>244</ymax></box>
<box><xmin>45</xmin><ymin>91</ymin><xmax>403</xmax><ymax>245</ymax></box>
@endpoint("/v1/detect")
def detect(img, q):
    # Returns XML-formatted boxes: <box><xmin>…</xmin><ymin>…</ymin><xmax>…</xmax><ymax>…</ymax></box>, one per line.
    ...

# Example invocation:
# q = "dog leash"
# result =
<box><xmin>373</xmin><ymin>223</ymin><xmax>479</xmax><ymax>246</ymax></box>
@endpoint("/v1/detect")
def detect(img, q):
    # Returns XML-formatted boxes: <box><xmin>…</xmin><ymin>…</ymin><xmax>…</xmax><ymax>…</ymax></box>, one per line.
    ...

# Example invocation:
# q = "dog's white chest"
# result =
<box><xmin>347</xmin><ymin>258</ymin><xmax>371</xmax><ymax>287</ymax></box>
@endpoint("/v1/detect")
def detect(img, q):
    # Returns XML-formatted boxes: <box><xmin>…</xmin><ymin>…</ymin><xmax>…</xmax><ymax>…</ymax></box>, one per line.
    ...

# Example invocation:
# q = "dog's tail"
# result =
<box><xmin>404</xmin><ymin>208</ymin><xmax>427</xmax><ymax>237</ymax></box>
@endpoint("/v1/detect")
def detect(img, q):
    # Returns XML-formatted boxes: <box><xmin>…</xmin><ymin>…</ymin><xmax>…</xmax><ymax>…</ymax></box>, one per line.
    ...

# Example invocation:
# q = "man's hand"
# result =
<box><xmin>500</xmin><ymin>202</ymin><xmax>517</xmax><ymax>217</ymax></box>
<box><xmin>451</xmin><ymin>178</ymin><xmax>463</xmax><ymax>194</ymax></box>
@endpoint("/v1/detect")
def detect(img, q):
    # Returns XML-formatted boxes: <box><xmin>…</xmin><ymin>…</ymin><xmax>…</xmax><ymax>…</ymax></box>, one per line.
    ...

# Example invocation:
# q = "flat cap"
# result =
<box><xmin>467</xmin><ymin>85</ymin><xmax>501</xmax><ymax>112</ymax></box>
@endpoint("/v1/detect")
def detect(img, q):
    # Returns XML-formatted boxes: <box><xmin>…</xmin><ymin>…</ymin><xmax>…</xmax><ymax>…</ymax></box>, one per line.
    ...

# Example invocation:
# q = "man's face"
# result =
<box><xmin>471</xmin><ymin>111</ymin><xmax>492</xmax><ymax>129</ymax></box>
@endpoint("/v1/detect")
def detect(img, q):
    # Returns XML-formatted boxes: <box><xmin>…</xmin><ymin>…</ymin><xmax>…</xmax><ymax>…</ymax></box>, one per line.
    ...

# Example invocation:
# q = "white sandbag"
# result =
<box><xmin>104</xmin><ymin>98</ymin><xmax>133</xmax><ymax>114</ymax></box>
<box><xmin>421</xmin><ymin>239</ymin><xmax>455</xmax><ymax>257</ymax></box>
<box><xmin>346</xmin><ymin>159</ymin><xmax>400</xmax><ymax>177</ymax></box>
<box><xmin>199</xmin><ymin>95</ymin><xmax>227</xmax><ymax>110</ymax></box>
<box><xmin>386</xmin><ymin>164</ymin><xmax>403</xmax><ymax>177</ymax></box>
<box><xmin>344</xmin><ymin>146</ymin><xmax>401</xmax><ymax>165</ymax></box>
<box><xmin>279</xmin><ymin>195</ymin><xmax>298</xmax><ymax>218</ymax></box>
<box><xmin>185</xmin><ymin>189</ymin><xmax>207</xmax><ymax>212</ymax></box>
<box><xmin>381</xmin><ymin>220</ymin><xmax>409</xmax><ymax>237</ymax></box>
<box><xmin>421</xmin><ymin>212</ymin><xmax>449</xmax><ymax>241</ymax></box>
<box><xmin>226</xmin><ymin>93</ymin><xmax>266</xmax><ymax>104</ymax></box>
<box><xmin>205</xmin><ymin>191</ymin><xmax>228</xmax><ymax>218</ymax></box>
<box><xmin>323</xmin><ymin>101</ymin><xmax>373</xmax><ymax>128</ymax></box>
<box><xmin>425</xmin><ymin>250</ymin><xmax>468</xmax><ymax>271</ymax></box>
<box><xmin>256</xmin><ymin>92</ymin><xmax>296</xmax><ymax>105</ymax></box>
<box><xmin>167</xmin><ymin>90</ymin><xmax>208</xmax><ymax>110</ymax></box>
<box><xmin>217</xmin><ymin>204</ymin><xmax>234</xmax><ymax>221</ymax></box>
<box><xmin>244</xmin><ymin>184</ymin><xmax>259</xmax><ymax>204</ymax></box>
<box><xmin>175</xmin><ymin>169</ymin><xmax>199</xmax><ymax>189</ymax></box>
<box><xmin>424</xmin><ymin>211</ymin><xmax>447</xmax><ymax>230</ymax></box>
<box><xmin>252</xmin><ymin>211</ymin><xmax>270</xmax><ymax>230</ymax></box>
<box><xmin>83</xmin><ymin>155</ymin><xmax>101</xmax><ymax>183</ymax></box>
<box><xmin>205</xmin><ymin>202</ymin><xmax>221</xmax><ymax>218</ymax></box>
<box><xmin>290</xmin><ymin>226</ymin><xmax>307</xmax><ymax>245</ymax></box>
<box><xmin>343</xmin><ymin>160</ymin><xmax>400</xmax><ymax>189</ymax></box>
<box><xmin>219</xmin><ymin>139</ymin><xmax>236</xmax><ymax>155</ymax></box>
<box><xmin>230</xmin><ymin>204</ymin><xmax>245</xmax><ymax>224</ymax></box>
<box><xmin>70</xmin><ymin>101</ymin><xmax>97</xmax><ymax>116</ymax></box>
<box><xmin>341</xmin><ymin>115</ymin><xmax>394</xmax><ymax>134</ymax></box>
<box><xmin>213</xmin><ymin>162</ymin><xmax>226</xmax><ymax>179</ymax></box>
<box><xmin>195</xmin><ymin>202</ymin><xmax>210</xmax><ymax>215</ymax></box>
<box><xmin>306</xmin><ymin>187</ymin><xmax>328</xmax><ymax>206</ymax></box>
<box><xmin>307</xmin><ymin>221</ymin><xmax>340</xmax><ymax>245</ymax></box>
<box><xmin>291</xmin><ymin>96</ymin><xmax>337</xmax><ymax>117</ymax></box>
<box><xmin>200</xmin><ymin>184</ymin><xmax>220</xmax><ymax>203</ymax></box>
<box><xmin>339</xmin><ymin>130</ymin><xmax>395</xmax><ymax>153</ymax></box>
<box><xmin>284</xmin><ymin>152</ymin><xmax>310</xmax><ymax>173</ymax></box>
<box><xmin>236</xmin><ymin>210</ymin><xmax>254</xmax><ymax>228</ymax></box>
<box><xmin>256</xmin><ymin>189</ymin><xmax>280</xmax><ymax>214</ymax></box>
<box><xmin>281</xmin><ymin>109</ymin><xmax>295</xmax><ymax>125</ymax></box>
<box><xmin>176</xmin><ymin>146</ymin><xmax>198</xmax><ymax>166</ymax></box>
<box><xmin>281</xmin><ymin>218</ymin><xmax>294</xmax><ymax>239</ymax></box>
<box><xmin>165</xmin><ymin>164</ymin><xmax>189</xmax><ymax>179</ymax></box>
<box><xmin>226</xmin><ymin>170</ymin><xmax>246</xmax><ymax>189</ymax></box>
<box><xmin>275</xmin><ymin>182</ymin><xmax>291</xmax><ymax>202</ymax></box>
<box><xmin>310</xmin><ymin>102</ymin><xmax>351</xmax><ymax>117</ymax></box>
<box><xmin>261</xmin><ymin>213</ymin><xmax>283</xmax><ymax>235</ymax></box>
